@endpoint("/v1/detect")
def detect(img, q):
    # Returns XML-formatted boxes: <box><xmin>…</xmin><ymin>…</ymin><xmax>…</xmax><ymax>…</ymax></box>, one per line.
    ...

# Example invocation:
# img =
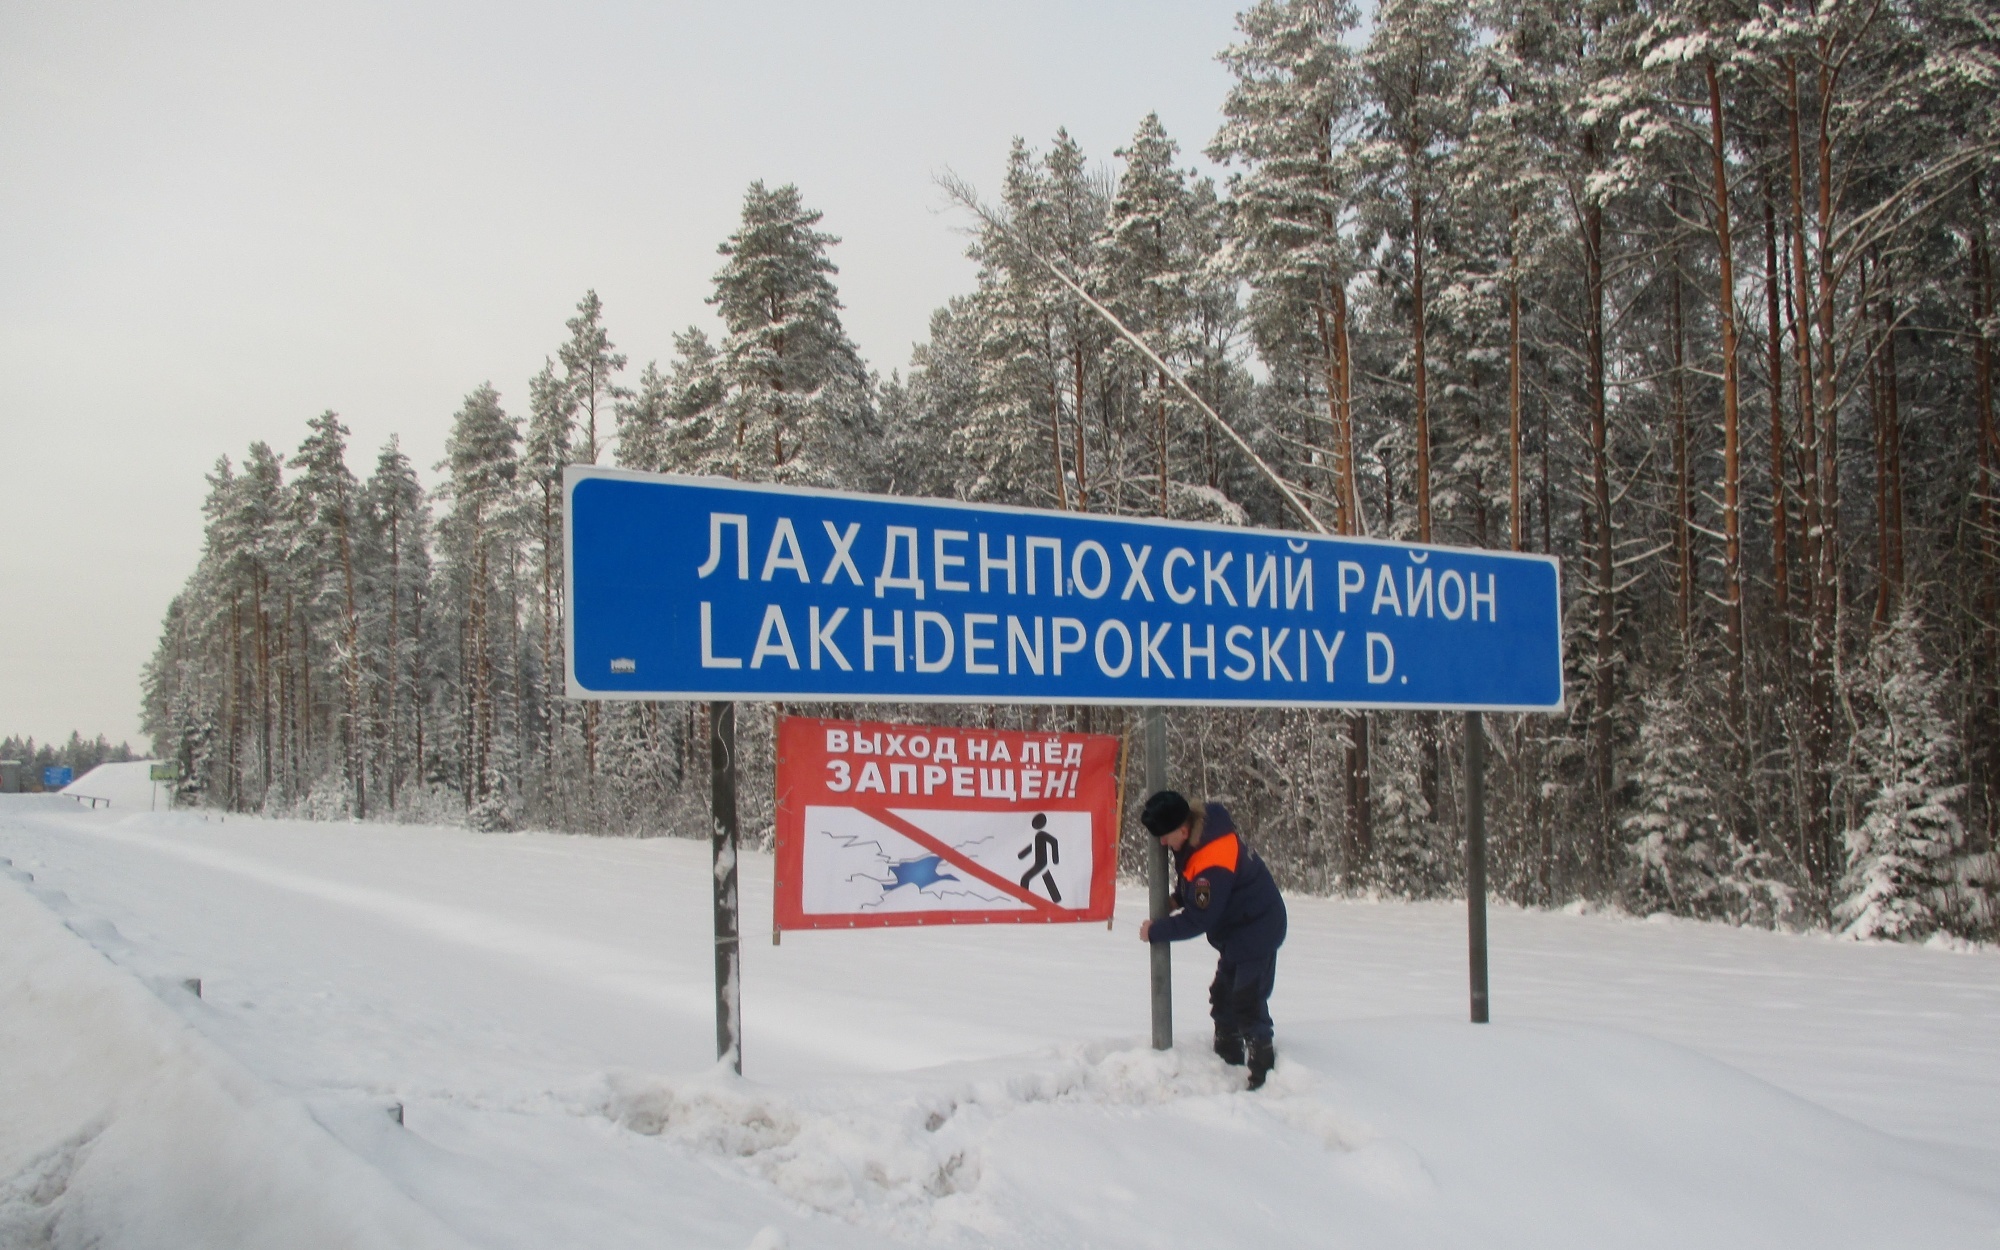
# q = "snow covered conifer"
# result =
<box><xmin>707</xmin><ymin>182</ymin><xmax>871</xmax><ymax>487</ymax></box>
<box><xmin>289</xmin><ymin>410</ymin><xmax>367</xmax><ymax>816</ymax></box>
<box><xmin>522</xmin><ymin>357</ymin><xmax>576</xmax><ymax>794</ymax></box>
<box><xmin>1106</xmin><ymin>113</ymin><xmax>1207</xmax><ymax>516</ymax></box>
<box><xmin>558</xmin><ymin>291</ymin><xmax>626</xmax><ymax>465</ymax></box>
<box><xmin>657</xmin><ymin>327</ymin><xmax>724</xmax><ymax>473</ymax></box>
<box><xmin>359</xmin><ymin>437</ymin><xmax>431</xmax><ymax>812</ymax></box>
<box><xmin>615</xmin><ymin>361</ymin><xmax>672</xmax><ymax>473</ymax></box>
<box><xmin>1213</xmin><ymin>0</ymin><xmax>1366</xmax><ymax>535</ymax></box>
<box><xmin>953</xmin><ymin>138</ymin><xmax>1083</xmax><ymax>509</ymax></box>
<box><xmin>1838</xmin><ymin>605</ymin><xmax>1988</xmax><ymax>940</ymax></box>
<box><xmin>436</xmin><ymin>384</ymin><xmax>521</xmax><ymax>808</ymax></box>
<box><xmin>1619</xmin><ymin>684</ymin><xmax>1777</xmax><ymax>922</ymax></box>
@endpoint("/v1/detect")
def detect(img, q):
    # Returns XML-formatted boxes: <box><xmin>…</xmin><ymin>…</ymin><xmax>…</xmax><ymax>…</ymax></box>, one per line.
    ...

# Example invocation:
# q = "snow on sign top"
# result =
<box><xmin>564</xmin><ymin>467</ymin><xmax>1565</xmax><ymax>712</ymax></box>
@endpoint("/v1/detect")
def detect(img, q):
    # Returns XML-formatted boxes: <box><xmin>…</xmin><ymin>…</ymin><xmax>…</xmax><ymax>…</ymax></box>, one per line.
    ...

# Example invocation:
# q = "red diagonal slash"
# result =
<box><xmin>852</xmin><ymin>804</ymin><xmax>1066</xmax><ymax>915</ymax></box>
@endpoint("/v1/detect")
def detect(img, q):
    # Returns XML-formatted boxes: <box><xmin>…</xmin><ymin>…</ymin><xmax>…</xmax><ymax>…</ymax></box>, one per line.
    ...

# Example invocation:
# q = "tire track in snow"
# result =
<box><xmin>72</xmin><ymin>820</ymin><xmax>716</xmax><ymax>1019</ymax></box>
<box><xmin>56</xmin><ymin>818</ymin><xmax>981</xmax><ymax>1071</ymax></box>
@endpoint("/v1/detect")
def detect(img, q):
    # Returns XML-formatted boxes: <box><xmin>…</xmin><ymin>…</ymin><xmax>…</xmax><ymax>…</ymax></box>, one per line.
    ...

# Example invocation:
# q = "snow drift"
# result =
<box><xmin>60</xmin><ymin>761</ymin><xmax>163</xmax><ymax>812</ymax></box>
<box><xmin>0</xmin><ymin>853</ymin><xmax>467</xmax><ymax>1249</ymax></box>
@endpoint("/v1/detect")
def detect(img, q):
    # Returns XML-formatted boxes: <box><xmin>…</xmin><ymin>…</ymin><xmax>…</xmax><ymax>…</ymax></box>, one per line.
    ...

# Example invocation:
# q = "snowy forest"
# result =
<box><xmin>143</xmin><ymin>0</ymin><xmax>1999</xmax><ymax>941</ymax></box>
<box><xmin>0</xmin><ymin>734</ymin><xmax>138</xmax><ymax>787</ymax></box>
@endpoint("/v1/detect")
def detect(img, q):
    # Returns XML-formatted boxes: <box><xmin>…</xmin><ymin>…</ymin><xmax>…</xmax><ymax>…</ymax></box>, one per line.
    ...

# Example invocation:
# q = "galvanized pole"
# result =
<box><xmin>1144</xmin><ymin>707</ymin><xmax>1173</xmax><ymax>1050</ymax></box>
<box><xmin>710</xmin><ymin>701</ymin><xmax>743</xmax><ymax>1072</ymax></box>
<box><xmin>1464</xmin><ymin>710</ymin><xmax>1490</xmax><ymax>1024</ymax></box>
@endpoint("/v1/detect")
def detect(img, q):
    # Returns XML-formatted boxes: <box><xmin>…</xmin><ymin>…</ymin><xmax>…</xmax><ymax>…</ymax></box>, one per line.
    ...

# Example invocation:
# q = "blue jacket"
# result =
<box><xmin>1148</xmin><ymin>804</ymin><xmax>1287</xmax><ymax>960</ymax></box>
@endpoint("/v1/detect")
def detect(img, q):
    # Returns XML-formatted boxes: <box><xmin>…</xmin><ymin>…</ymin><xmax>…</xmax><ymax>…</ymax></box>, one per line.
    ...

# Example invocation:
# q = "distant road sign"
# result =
<box><xmin>43</xmin><ymin>766</ymin><xmax>72</xmax><ymax>788</ymax></box>
<box><xmin>566</xmin><ymin>468</ymin><xmax>1564</xmax><ymax>712</ymax></box>
<box><xmin>149</xmin><ymin>763</ymin><xmax>179</xmax><ymax>782</ymax></box>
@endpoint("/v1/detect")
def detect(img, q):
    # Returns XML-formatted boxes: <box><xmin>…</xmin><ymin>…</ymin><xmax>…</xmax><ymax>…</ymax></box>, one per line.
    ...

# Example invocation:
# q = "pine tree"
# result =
<box><xmin>615</xmin><ymin>361</ymin><xmax>673</xmax><ymax>473</ymax></box>
<box><xmin>1214</xmin><ymin>0</ymin><xmax>1365</xmax><ymax>535</ymax></box>
<box><xmin>437</xmin><ymin>383</ymin><xmax>521</xmax><ymax>811</ymax></box>
<box><xmin>1213</xmin><ymin>0</ymin><xmax>1375</xmax><ymax>872</ymax></box>
<box><xmin>707</xmin><ymin>182</ymin><xmax>871</xmax><ymax>487</ymax></box>
<box><xmin>231</xmin><ymin>442</ymin><xmax>288</xmax><ymax>803</ymax></box>
<box><xmin>658</xmin><ymin>327</ymin><xmax>725</xmax><ymax>473</ymax></box>
<box><xmin>1106</xmin><ymin>114</ymin><xmax>1210</xmax><ymax>517</ymax></box>
<box><xmin>289</xmin><ymin>410</ymin><xmax>367</xmax><ymax>816</ymax></box>
<box><xmin>953</xmin><ymin>139</ymin><xmax>1079</xmax><ymax>509</ymax></box>
<box><xmin>360</xmin><ymin>437</ymin><xmax>430</xmax><ymax>812</ymax></box>
<box><xmin>1839</xmin><ymin>605</ymin><xmax>1987</xmax><ymax>940</ymax></box>
<box><xmin>875</xmin><ymin>301</ymin><xmax>968</xmax><ymax>498</ymax></box>
<box><xmin>1620</xmin><ymin>684</ymin><xmax>1784</xmax><ymax>921</ymax></box>
<box><xmin>522</xmin><ymin>356</ymin><xmax>574</xmax><ymax>801</ymax></box>
<box><xmin>559</xmin><ymin>290</ymin><xmax>627</xmax><ymax>466</ymax></box>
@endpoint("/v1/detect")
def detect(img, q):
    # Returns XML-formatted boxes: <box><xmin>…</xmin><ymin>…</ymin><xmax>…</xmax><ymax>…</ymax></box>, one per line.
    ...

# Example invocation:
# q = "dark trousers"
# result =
<box><xmin>1208</xmin><ymin>951</ymin><xmax>1277</xmax><ymax>1044</ymax></box>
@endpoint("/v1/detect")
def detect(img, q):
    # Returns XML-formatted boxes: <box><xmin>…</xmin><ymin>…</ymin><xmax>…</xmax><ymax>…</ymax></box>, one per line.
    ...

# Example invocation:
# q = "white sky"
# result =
<box><xmin>0</xmin><ymin>0</ymin><xmax>1244</xmax><ymax>748</ymax></box>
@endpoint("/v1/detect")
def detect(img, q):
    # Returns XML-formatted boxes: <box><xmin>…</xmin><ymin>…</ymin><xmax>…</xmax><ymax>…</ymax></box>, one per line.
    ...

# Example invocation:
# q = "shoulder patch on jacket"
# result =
<box><xmin>1191</xmin><ymin>877</ymin><xmax>1213</xmax><ymax>909</ymax></box>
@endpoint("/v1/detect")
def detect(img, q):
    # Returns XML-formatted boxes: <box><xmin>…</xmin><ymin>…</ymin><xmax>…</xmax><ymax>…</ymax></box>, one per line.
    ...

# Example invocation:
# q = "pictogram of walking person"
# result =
<box><xmin>1017</xmin><ymin>814</ymin><xmax>1061</xmax><ymax>903</ymax></box>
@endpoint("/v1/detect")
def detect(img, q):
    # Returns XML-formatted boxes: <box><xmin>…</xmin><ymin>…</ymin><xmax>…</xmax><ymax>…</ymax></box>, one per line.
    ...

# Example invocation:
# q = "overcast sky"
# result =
<box><xmin>0</xmin><ymin>0</ymin><xmax>1247</xmax><ymax>748</ymax></box>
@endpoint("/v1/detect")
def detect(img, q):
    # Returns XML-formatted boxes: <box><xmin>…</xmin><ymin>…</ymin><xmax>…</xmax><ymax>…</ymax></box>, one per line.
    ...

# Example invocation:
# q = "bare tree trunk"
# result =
<box><xmin>300</xmin><ymin>603</ymin><xmax>313</xmax><ymax>791</ymax></box>
<box><xmin>1072</xmin><ymin>347</ymin><xmax>1090</xmax><ymax>511</ymax></box>
<box><xmin>411</xmin><ymin>575</ymin><xmax>425</xmax><ymax>797</ymax></box>
<box><xmin>1585</xmin><ymin>148</ymin><xmax>1616</xmax><ymax>892</ymax></box>
<box><xmin>274</xmin><ymin>596</ymin><xmax>289</xmax><ymax>801</ymax></box>
<box><xmin>1048</xmin><ymin>349</ymin><xmax>1070</xmax><ymax>511</ymax></box>
<box><xmin>1786</xmin><ymin>55</ymin><xmax>1830</xmax><ymax>893</ymax></box>
<box><xmin>542</xmin><ymin>482</ymin><xmax>559</xmax><ymax>805</ymax></box>
<box><xmin>1971</xmin><ymin>202</ymin><xmax>1998</xmax><ymax>847</ymax></box>
<box><xmin>1764</xmin><ymin>193</ymin><xmax>1791</xmax><ymax>658</ymax></box>
<box><xmin>337</xmin><ymin>495</ymin><xmax>365</xmax><ymax>819</ymax></box>
<box><xmin>1412</xmin><ymin>185</ymin><xmax>1433</xmax><ymax>543</ymax></box>
<box><xmin>1410</xmin><ymin>184</ymin><xmax>1440</xmax><ymax>817</ymax></box>
<box><xmin>471</xmin><ymin>514</ymin><xmax>490</xmax><ymax>804</ymax></box>
<box><xmin>1510</xmin><ymin>205</ymin><xmax>1524</xmax><ymax>552</ymax></box>
<box><xmin>1669</xmin><ymin>187</ymin><xmax>1693</xmax><ymax>642</ymax></box>
<box><xmin>1872</xmin><ymin>260</ymin><xmax>1904</xmax><ymax>624</ymax></box>
<box><xmin>1813</xmin><ymin>44</ymin><xmax>1843</xmax><ymax>901</ymax></box>
<box><xmin>1346</xmin><ymin>712</ymin><xmax>1372</xmax><ymax>877</ymax></box>
<box><xmin>255</xmin><ymin>569</ymin><xmax>270</xmax><ymax>801</ymax></box>
<box><xmin>228</xmin><ymin>595</ymin><xmax>243</xmax><ymax>810</ymax></box>
<box><xmin>385</xmin><ymin>510</ymin><xmax>401</xmax><ymax>812</ymax></box>
<box><xmin>1706</xmin><ymin>60</ymin><xmax>1745</xmax><ymax>737</ymax></box>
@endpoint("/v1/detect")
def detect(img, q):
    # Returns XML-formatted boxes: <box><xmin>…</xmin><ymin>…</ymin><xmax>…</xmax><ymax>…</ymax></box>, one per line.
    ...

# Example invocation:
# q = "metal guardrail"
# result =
<box><xmin>61</xmin><ymin>793</ymin><xmax>111</xmax><ymax>809</ymax></box>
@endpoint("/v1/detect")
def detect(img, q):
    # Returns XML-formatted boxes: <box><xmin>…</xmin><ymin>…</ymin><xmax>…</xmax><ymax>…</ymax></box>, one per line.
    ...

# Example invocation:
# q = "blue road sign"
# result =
<box><xmin>43</xmin><ymin>765</ymin><xmax>73</xmax><ymax>788</ymax></box>
<box><xmin>565</xmin><ymin>468</ymin><xmax>1564</xmax><ymax>712</ymax></box>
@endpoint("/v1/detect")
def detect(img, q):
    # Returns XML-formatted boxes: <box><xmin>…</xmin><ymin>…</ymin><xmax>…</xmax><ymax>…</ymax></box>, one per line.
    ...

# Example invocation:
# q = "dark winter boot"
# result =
<box><xmin>1246</xmin><ymin>1039</ymin><xmax>1276</xmax><ymax>1090</ymax></box>
<box><xmin>1213</xmin><ymin>1030</ymin><xmax>1245</xmax><ymax>1067</ymax></box>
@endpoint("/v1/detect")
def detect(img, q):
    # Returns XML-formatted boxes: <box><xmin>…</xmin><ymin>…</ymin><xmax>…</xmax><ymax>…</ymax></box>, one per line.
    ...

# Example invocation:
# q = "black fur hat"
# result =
<box><xmin>1140</xmin><ymin>789</ymin><xmax>1191</xmax><ymax>837</ymax></box>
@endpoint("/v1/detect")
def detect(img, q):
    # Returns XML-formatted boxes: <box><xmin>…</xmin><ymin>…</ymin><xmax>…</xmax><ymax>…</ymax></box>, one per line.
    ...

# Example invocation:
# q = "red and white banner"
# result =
<box><xmin>774</xmin><ymin>716</ymin><xmax>1121</xmax><ymax>931</ymax></box>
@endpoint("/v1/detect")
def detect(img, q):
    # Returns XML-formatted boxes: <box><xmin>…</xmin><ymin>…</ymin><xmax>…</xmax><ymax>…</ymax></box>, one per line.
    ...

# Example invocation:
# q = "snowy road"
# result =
<box><xmin>4</xmin><ymin>798</ymin><xmax>1998</xmax><ymax>1248</ymax></box>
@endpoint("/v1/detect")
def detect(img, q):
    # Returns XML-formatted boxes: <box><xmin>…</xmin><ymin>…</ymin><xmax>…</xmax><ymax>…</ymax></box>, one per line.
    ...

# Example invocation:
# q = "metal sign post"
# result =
<box><xmin>1465</xmin><ymin>712</ymin><xmax>1490</xmax><ymax>1024</ymax></box>
<box><xmin>1144</xmin><ymin>707</ymin><xmax>1172</xmax><ymax>1050</ymax></box>
<box><xmin>149</xmin><ymin>761</ymin><xmax>180</xmax><ymax>812</ymax></box>
<box><xmin>710</xmin><ymin>701</ymin><xmax>742</xmax><ymax>1073</ymax></box>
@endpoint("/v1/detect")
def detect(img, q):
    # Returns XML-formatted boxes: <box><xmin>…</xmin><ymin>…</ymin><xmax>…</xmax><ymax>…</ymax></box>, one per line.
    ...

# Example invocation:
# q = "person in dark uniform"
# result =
<box><xmin>1138</xmin><ymin>790</ymin><xmax>1288</xmax><ymax>1089</ymax></box>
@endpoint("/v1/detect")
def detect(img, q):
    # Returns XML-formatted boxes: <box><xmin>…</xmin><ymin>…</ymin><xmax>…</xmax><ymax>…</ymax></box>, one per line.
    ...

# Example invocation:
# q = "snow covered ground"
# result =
<box><xmin>3</xmin><ymin>798</ymin><xmax>1997</xmax><ymax>1248</ymax></box>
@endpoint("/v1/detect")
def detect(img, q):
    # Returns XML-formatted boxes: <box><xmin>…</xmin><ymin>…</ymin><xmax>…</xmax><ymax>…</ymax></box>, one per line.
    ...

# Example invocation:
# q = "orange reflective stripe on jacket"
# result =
<box><xmin>1182</xmin><ymin>831</ymin><xmax>1240</xmax><ymax>880</ymax></box>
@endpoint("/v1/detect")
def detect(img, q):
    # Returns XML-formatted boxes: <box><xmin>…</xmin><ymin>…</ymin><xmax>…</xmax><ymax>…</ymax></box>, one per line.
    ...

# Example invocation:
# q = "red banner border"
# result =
<box><xmin>774</xmin><ymin>715</ymin><xmax>1119</xmax><ymax>932</ymax></box>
